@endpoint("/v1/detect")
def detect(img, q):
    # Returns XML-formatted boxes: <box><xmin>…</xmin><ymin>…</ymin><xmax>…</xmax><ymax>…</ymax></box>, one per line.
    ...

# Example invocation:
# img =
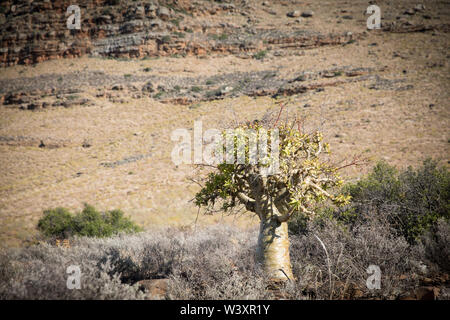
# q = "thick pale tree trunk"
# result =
<box><xmin>256</xmin><ymin>215</ymin><xmax>294</xmax><ymax>281</ymax></box>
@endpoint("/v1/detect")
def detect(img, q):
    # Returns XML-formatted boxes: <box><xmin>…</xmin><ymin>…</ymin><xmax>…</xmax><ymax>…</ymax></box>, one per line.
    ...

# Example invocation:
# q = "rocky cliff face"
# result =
<box><xmin>0</xmin><ymin>0</ymin><xmax>358</xmax><ymax>67</ymax></box>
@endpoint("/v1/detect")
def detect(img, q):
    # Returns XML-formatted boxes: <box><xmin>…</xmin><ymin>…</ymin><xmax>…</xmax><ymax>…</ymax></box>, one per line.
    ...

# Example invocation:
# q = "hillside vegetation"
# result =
<box><xmin>1</xmin><ymin>160</ymin><xmax>448</xmax><ymax>299</ymax></box>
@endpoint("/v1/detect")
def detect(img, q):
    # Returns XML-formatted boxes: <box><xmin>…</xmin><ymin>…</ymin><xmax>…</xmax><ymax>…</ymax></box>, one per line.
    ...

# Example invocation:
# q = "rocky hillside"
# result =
<box><xmin>1</xmin><ymin>0</ymin><xmax>449</xmax><ymax>109</ymax></box>
<box><xmin>1</xmin><ymin>0</ymin><xmax>448</xmax><ymax>67</ymax></box>
<box><xmin>0</xmin><ymin>0</ymin><xmax>347</xmax><ymax>66</ymax></box>
<box><xmin>0</xmin><ymin>0</ymin><xmax>448</xmax><ymax>247</ymax></box>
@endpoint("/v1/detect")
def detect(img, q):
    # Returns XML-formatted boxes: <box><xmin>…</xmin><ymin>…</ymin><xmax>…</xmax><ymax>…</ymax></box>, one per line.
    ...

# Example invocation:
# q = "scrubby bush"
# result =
<box><xmin>37</xmin><ymin>204</ymin><xmax>142</xmax><ymax>239</ymax></box>
<box><xmin>2</xmin><ymin>160</ymin><xmax>447</xmax><ymax>300</ymax></box>
<box><xmin>0</xmin><ymin>244</ymin><xmax>145</xmax><ymax>300</ymax></box>
<box><xmin>37</xmin><ymin>207</ymin><xmax>75</xmax><ymax>239</ymax></box>
<box><xmin>0</xmin><ymin>226</ymin><xmax>271</xmax><ymax>300</ymax></box>
<box><xmin>285</xmin><ymin>159</ymin><xmax>449</xmax><ymax>298</ymax></box>
<box><xmin>0</xmin><ymin>221</ymin><xmax>437</xmax><ymax>300</ymax></box>
<box><xmin>253</xmin><ymin>50</ymin><xmax>267</xmax><ymax>60</ymax></box>
<box><xmin>420</xmin><ymin>218</ymin><xmax>450</xmax><ymax>273</ymax></box>
<box><xmin>286</xmin><ymin>208</ymin><xmax>426</xmax><ymax>299</ymax></box>
<box><xmin>328</xmin><ymin>159</ymin><xmax>449</xmax><ymax>243</ymax></box>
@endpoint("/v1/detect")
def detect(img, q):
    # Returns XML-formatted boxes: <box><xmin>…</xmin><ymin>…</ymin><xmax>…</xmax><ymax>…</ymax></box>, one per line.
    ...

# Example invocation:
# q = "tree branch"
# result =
<box><xmin>275</xmin><ymin>187</ymin><xmax>288</xmax><ymax>202</ymax></box>
<box><xmin>237</xmin><ymin>192</ymin><xmax>256</xmax><ymax>212</ymax></box>
<box><xmin>315</xmin><ymin>141</ymin><xmax>322</xmax><ymax>157</ymax></box>
<box><xmin>309</xmin><ymin>182</ymin><xmax>333</xmax><ymax>199</ymax></box>
<box><xmin>277</xmin><ymin>206</ymin><xmax>295</xmax><ymax>222</ymax></box>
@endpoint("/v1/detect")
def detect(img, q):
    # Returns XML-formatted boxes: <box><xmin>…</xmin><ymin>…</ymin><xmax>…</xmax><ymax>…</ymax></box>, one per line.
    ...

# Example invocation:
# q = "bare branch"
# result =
<box><xmin>309</xmin><ymin>182</ymin><xmax>333</xmax><ymax>199</ymax></box>
<box><xmin>315</xmin><ymin>140</ymin><xmax>323</xmax><ymax>157</ymax></box>
<box><xmin>188</xmin><ymin>177</ymin><xmax>203</xmax><ymax>188</ymax></box>
<box><xmin>237</xmin><ymin>192</ymin><xmax>255</xmax><ymax>204</ymax></box>
<box><xmin>335</xmin><ymin>153</ymin><xmax>370</xmax><ymax>171</ymax></box>
<box><xmin>272</xmin><ymin>103</ymin><xmax>285</xmax><ymax>128</ymax></box>
<box><xmin>236</xmin><ymin>192</ymin><xmax>256</xmax><ymax>212</ymax></box>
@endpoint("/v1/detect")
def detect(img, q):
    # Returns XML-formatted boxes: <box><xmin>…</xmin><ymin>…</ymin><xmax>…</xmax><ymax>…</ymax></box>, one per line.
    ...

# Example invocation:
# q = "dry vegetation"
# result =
<box><xmin>1</xmin><ymin>215</ymin><xmax>448</xmax><ymax>300</ymax></box>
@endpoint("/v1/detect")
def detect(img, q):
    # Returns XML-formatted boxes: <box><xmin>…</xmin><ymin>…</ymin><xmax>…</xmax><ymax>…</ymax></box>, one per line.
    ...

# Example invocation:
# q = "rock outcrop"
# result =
<box><xmin>0</xmin><ymin>0</ymin><xmax>359</xmax><ymax>67</ymax></box>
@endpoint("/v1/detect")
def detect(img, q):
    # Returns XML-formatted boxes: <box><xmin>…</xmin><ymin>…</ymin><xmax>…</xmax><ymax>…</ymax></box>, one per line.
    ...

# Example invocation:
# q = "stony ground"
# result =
<box><xmin>0</xmin><ymin>0</ymin><xmax>449</xmax><ymax>246</ymax></box>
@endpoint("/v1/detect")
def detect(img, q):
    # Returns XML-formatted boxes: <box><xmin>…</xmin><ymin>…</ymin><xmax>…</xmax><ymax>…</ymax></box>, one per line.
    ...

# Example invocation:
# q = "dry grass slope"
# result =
<box><xmin>0</xmin><ymin>0</ymin><xmax>449</xmax><ymax>249</ymax></box>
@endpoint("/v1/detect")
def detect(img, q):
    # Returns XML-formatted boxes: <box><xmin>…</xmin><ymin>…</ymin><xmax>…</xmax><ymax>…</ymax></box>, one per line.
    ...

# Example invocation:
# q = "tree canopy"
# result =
<box><xmin>195</xmin><ymin>117</ymin><xmax>351</xmax><ymax>222</ymax></box>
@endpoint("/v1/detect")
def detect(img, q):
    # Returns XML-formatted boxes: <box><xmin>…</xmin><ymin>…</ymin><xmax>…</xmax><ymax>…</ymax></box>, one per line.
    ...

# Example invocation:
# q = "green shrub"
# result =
<box><xmin>253</xmin><ymin>50</ymin><xmax>267</xmax><ymax>60</ymax></box>
<box><xmin>153</xmin><ymin>91</ymin><xmax>164</xmax><ymax>99</ymax></box>
<box><xmin>344</xmin><ymin>161</ymin><xmax>402</xmax><ymax>209</ymax></box>
<box><xmin>289</xmin><ymin>159</ymin><xmax>449</xmax><ymax>243</ymax></box>
<box><xmin>190</xmin><ymin>86</ymin><xmax>202</xmax><ymax>93</ymax></box>
<box><xmin>209</xmin><ymin>33</ymin><xmax>228</xmax><ymax>41</ymax></box>
<box><xmin>170</xmin><ymin>19</ymin><xmax>181</xmax><ymax>27</ymax></box>
<box><xmin>339</xmin><ymin>159</ymin><xmax>450</xmax><ymax>243</ymax></box>
<box><xmin>37</xmin><ymin>204</ymin><xmax>142</xmax><ymax>239</ymax></box>
<box><xmin>66</xmin><ymin>94</ymin><xmax>79</xmax><ymax>101</ymax></box>
<box><xmin>173</xmin><ymin>31</ymin><xmax>185</xmax><ymax>38</ymax></box>
<box><xmin>37</xmin><ymin>207</ymin><xmax>75</xmax><ymax>239</ymax></box>
<box><xmin>161</xmin><ymin>35</ymin><xmax>171</xmax><ymax>43</ymax></box>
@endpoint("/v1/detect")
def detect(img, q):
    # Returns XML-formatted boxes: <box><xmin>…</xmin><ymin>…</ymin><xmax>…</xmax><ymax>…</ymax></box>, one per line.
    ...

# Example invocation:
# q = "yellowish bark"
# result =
<box><xmin>256</xmin><ymin>217</ymin><xmax>294</xmax><ymax>281</ymax></box>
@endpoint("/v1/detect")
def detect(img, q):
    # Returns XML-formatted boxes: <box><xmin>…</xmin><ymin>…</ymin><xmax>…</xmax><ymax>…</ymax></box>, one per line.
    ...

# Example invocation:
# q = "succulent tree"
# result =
<box><xmin>195</xmin><ymin>113</ymin><xmax>351</xmax><ymax>281</ymax></box>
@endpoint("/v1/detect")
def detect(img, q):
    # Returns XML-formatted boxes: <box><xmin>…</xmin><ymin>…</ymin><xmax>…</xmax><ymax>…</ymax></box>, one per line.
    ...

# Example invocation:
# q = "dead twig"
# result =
<box><xmin>314</xmin><ymin>234</ymin><xmax>333</xmax><ymax>299</ymax></box>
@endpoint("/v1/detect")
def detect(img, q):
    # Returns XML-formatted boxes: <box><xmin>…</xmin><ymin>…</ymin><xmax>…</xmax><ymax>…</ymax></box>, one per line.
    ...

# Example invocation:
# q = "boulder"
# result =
<box><xmin>142</xmin><ymin>81</ymin><xmax>156</xmax><ymax>93</ymax></box>
<box><xmin>157</xmin><ymin>7</ymin><xmax>171</xmax><ymax>21</ymax></box>
<box><xmin>301</xmin><ymin>10</ymin><xmax>314</xmax><ymax>18</ymax></box>
<box><xmin>220</xmin><ymin>86</ymin><xmax>233</xmax><ymax>95</ymax></box>
<box><xmin>414</xmin><ymin>4</ymin><xmax>425</xmax><ymax>12</ymax></box>
<box><xmin>287</xmin><ymin>10</ymin><xmax>301</xmax><ymax>18</ymax></box>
